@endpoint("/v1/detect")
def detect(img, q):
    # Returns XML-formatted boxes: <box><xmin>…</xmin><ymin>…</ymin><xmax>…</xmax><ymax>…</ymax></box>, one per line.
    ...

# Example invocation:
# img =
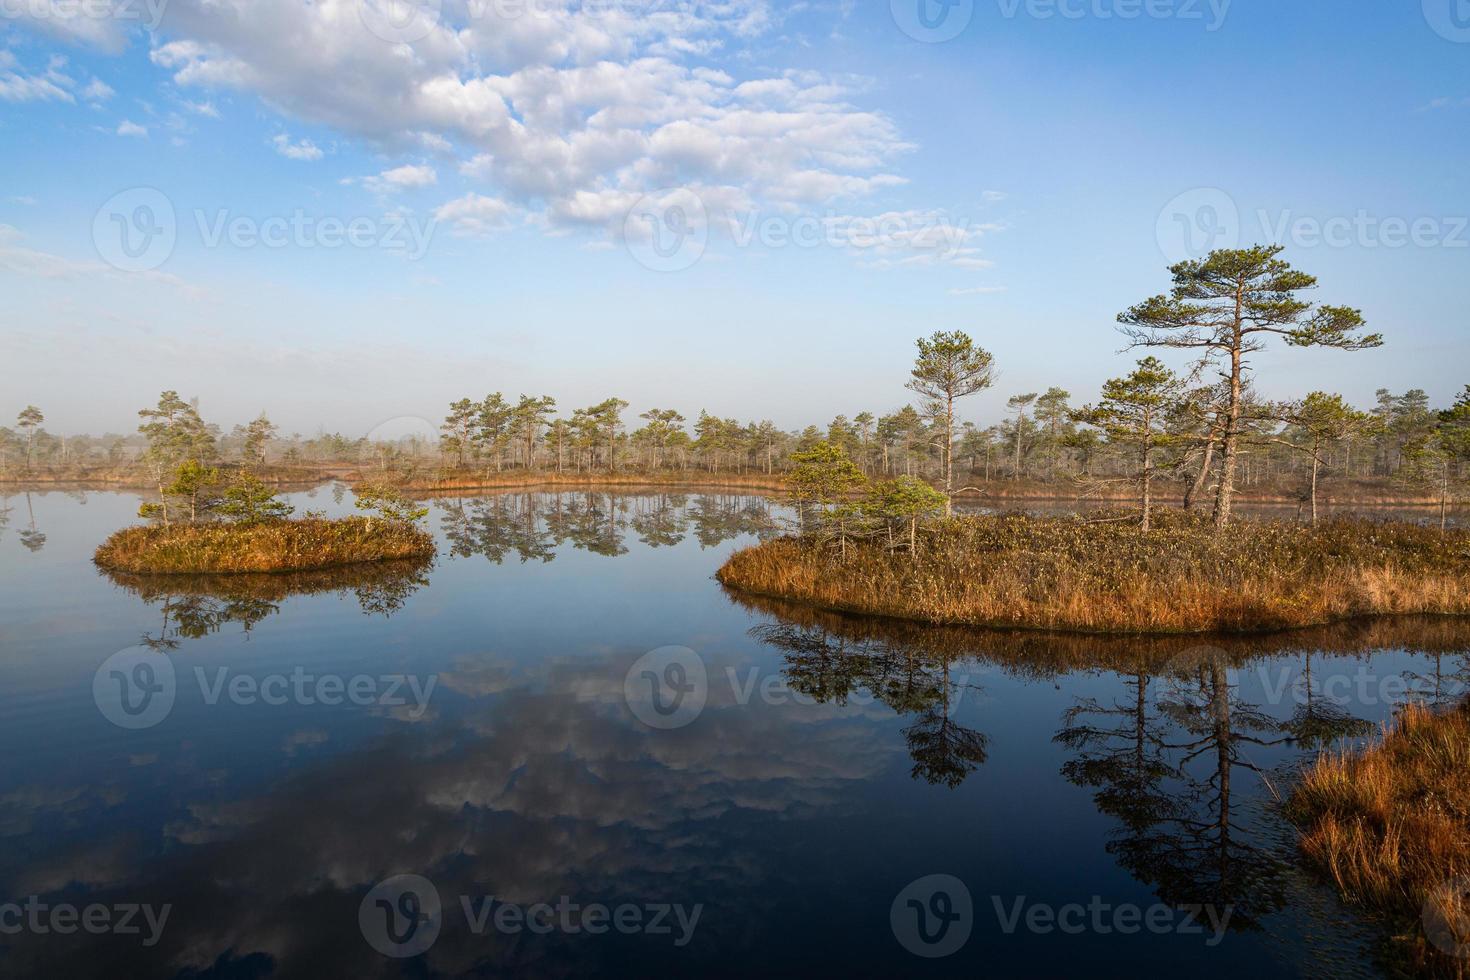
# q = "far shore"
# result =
<box><xmin>4</xmin><ymin>466</ymin><xmax>1462</xmax><ymax>510</ymax></box>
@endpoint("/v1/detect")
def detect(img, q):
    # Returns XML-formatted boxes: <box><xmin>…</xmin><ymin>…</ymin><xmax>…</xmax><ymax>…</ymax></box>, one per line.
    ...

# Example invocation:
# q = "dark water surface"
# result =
<box><xmin>1</xmin><ymin>487</ymin><xmax>1465</xmax><ymax>978</ymax></box>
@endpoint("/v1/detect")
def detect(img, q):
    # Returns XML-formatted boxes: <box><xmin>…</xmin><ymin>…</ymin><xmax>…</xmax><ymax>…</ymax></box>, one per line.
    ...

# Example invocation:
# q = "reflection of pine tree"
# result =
<box><xmin>1137</xmin><ymin>659</ymin><xmax>1292</xmax><ymax>931</ymax></box>
<box><xmin>1282</xmin><ymin>652</ymin><xmax>1374</xmax><ymax>749</ymax></box>
<box><xmin>1058</xmin><ymin>654</ymin><xmax>1294</xmax><ymax>935</ymax></box>
<box><xmin>752</xmin><ymin>622</ymin><xmax>988</xmax><ymax>788</ymax></box>
<box><xmin>1056</xmin><ymin>669</ymin><xmax>1176</xmax><ymax>844</ymax></box>
<box><xmin>19</xmin><ymin>491</ymin><xmax>44</xmax><ymax>552</ymax></box>
<box><xmin>904</xmin><ymin>660</ymin><xmax>988</xmax><ymax>789</ymax></box>
<box><xmin>1401</xmin><ymin>650</ymin><xmax>1470</xmax><ymax>708</ymax></box>
<box><xmin>630</xmin><ymin>493</ymin><xmax>688</xmax><ymax>547</ymax></box>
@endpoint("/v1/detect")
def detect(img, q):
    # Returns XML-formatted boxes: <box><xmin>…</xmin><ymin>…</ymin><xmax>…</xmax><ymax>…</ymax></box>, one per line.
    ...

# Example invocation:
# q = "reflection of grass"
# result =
<box><xmin>102</xmin><ymin>558</ymin><xmax>433</xmax><ymax>602</ymax></box>
<box><xmin>727</xmin><ymin>590</ymin><xmax>1470</xmax><ymax>678</ymax></box>
<box><xmin>102</xmin><ymin>558</ymin><xmax>433</xmax><ymax>635</ymax></box>
<box><xmin>716</xmin><ymin>511</ymin><xmax>1470</xmax><ymax>634</ymax></box>
<box><xmin>1287</xmin><ymin>701</ymin><xmax>1470</xmax><ymax>979</ymax></box>
<box><xmin>94</xmin><ymin>518</ymin><xmax>435</xmax><ymax>574</ymax></box>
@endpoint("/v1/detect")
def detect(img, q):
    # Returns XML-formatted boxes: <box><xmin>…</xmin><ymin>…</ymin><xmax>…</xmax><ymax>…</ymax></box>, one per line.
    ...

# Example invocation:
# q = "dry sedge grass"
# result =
<box><xmin>94</xmin><ymin>518</ymin><xmax>435</xmax><ymax>574</ymax></box>
<box><xmin>715</xmin><ymin>511</ymin><xmax>1470</xmax><ymax>634</ymax></box>
<box><xmin>1287</xmin><ymin>702</ymin><xmax>1470</xmax><ymax>978</ymax></box>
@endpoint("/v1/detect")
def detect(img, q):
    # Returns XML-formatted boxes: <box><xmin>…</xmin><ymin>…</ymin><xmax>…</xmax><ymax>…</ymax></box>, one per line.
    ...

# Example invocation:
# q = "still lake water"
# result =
<box><xmin>0</xmin><ymin>487</ymin><xmax>1465</xmax><ymax>978</ymax></box>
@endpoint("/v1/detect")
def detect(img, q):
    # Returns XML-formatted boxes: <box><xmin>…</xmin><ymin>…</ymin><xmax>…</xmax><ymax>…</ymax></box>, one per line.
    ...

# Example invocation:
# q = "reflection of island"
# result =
<box><xmin>101</xmin><ymin>559</ymin><xmax>432</xmax><ymax>645</ymax></box>
<box><xmin>439</xmin><ymin>491</ymin><xmax>774</xmax><ymax>563</ymax></box>
<box><xmin>733</xmin><ymin>592</ymin><xmax>1470</xmax><ymax>938</ymax></box>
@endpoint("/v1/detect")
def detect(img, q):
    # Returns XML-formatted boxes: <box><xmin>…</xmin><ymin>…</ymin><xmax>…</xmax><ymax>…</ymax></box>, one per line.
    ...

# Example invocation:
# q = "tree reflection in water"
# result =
<box><xmin>438</xmin><ymin>491</ymin><xmax>775</xmax><ymax>563</ymax></box>
<box><xmin>101</xmin><ymin>559</ymin><xmax>432</xmax><ymax>647</ymax></box>
<box><xmin>733</xmin><ymin>590</ymin><xmax>1470</xmax><ymax>941</ymax></box>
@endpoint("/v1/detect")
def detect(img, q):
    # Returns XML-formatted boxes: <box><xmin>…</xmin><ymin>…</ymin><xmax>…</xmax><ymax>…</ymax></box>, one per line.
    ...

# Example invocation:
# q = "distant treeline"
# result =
<box><xmin>5</xmin><ymin>247</ymin><xmax>1467</xmax><ymax>521</ymax></box>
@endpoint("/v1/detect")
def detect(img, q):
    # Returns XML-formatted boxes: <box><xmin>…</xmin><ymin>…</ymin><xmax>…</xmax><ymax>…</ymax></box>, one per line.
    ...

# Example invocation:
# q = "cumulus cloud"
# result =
<box><xmin>352</xmin><ymin>163</ymin><xmax>437</xmax><ymax>194</ymax></box>
<box><xmin>434</xmin><ymin>192</ymin><xmax>514</xmax><ymax>236</ymax></box>
<box><xmin>271</xmin><ymin>133</ymin><xmax>323</xmax><ymax>160</ymax></box>
<box><xmin>124</xmin><ymin>0</ymin><xmax>909</xmax><ymax>238</ymax></box>
<box><xmin>115</xmin><ymin>118</ymin><xmax>147</xmax><ymax>137</ymax></box>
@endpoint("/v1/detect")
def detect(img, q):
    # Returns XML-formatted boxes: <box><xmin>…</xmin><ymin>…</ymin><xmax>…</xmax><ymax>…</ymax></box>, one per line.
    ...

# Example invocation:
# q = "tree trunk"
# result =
<box><xmin>1184</xmin><ymin>423</ymin><xmax>1219</xmax><ymax>512</ymax></box>
<box><xmin>943</xmin><ymin>393</ymin><xmax>955</xmax><ymax>517</ymax></box>
<box><xmin>1141</xmin><ymin>443</ymin><xmax>1152</xmax><ymax>533</ymax></box>
<box><xmin>1212</xmin><ymin>331</ymin><xmax>1244</xmax><ymax>528</ymax></box>
<box><xmin>1309</xmin><ymin>445</ymin><xmax>1320</xmax><ymax>525</ymax></box>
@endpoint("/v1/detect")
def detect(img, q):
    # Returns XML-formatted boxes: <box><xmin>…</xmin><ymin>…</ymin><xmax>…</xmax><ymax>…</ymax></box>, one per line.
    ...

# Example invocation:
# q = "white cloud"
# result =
<box><xmin>948</xmin><ymin>286</ymin><xmax>1007</xmax><ymax>295</ymax></box>
<box><xmin>0</xmin><ymin>52</ymin><xmax>76</xmax><ymax>103</ymax></box>
<box><xmin>183</xmin><ymin>99</ymin><xmax>220</xmax><ymax>117</ymax></box>
<box><xmin>434</xmin><ymin>193</ymin><xmax>514</xmax><ymax>236</ymax></box>
<box><xmin>271</xmin><ymin>133</ymin><xmax>323</xmax><ymax>160</ymax></box>
<box><xmin>81</xmin><ymin>78</ymin><xmax>115</xmax><ymax>101</ymax></box>
<box><xmin>115</xmin><ymin>119</ymin><xmax>147</xmax><ymax>137</ymax></box>
<box><xmin>0</xmin><ymin>224</ymin><xmax>193</xmax><ymax>292</ymax></box>
<box><xmin>129</xmin><ymin>0</ymin><xmax>909</xmax><ymax>241</ymax></box>
<box><xmin>353</xmin><ymin>163</ymin><xmax>437</xmax><ymax>194</ymax></box>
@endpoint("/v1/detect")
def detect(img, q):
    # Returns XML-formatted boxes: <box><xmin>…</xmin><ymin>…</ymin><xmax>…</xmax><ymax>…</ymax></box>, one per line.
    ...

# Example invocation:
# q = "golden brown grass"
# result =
<box><xmin>1287</xmin><ymin>701</ymin><xmax>1470</xmax><ymax>978</ymax></box>
<box><xmin>715</xmin><ymin>511</ymin><xmax>1470</xmax><ymax>634</ymax></box>
<box><xmin>94</xmin><ymin>517</ymin><xmax>435</xmax><ymax>574</ymax></box>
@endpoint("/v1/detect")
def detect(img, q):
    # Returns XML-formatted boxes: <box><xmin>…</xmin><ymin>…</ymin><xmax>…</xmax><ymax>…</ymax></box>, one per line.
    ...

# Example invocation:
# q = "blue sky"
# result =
<box><xmin>1</xmin><ymin>0</ymin><xmax>1466</xmax><ymax>435</ymax></box>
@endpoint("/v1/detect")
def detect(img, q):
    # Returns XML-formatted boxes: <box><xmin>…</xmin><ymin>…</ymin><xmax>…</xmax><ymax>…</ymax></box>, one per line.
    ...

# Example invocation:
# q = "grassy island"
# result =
<box><xmin>1287</xmin><ymin>701</ymin><xmax>1470</xmax><ymax>979</ymax></box>
<box><xmin>94</xmin><ymin>516</ymin><xmax>436</xmax><ymax>574</ymax></box>
<box><xmin>716</xmin><ymin>511</ymin><xmax>1470</xmax><ymax>635</ymax></box>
